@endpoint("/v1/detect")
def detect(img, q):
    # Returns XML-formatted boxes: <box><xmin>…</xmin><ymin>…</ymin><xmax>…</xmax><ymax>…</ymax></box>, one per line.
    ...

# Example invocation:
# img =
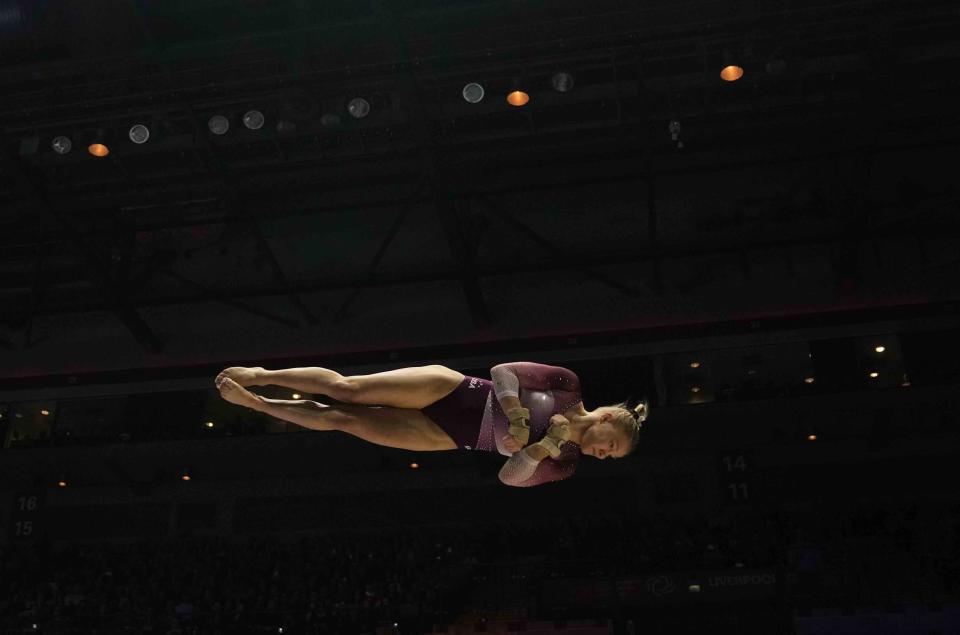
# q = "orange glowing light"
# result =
<box><xmin>720</xmin><ymin>65</ymin><xmax>744</xmax><ymax>82</ymax></box>
<box><xmin>690</xmin><ymin>361</ymin><xmax>701</xmax><ymax>369</ymax></box>
<box><xmin>807</xmin><ymin>434</ymin><xmax>818</xmax><ymax>441</ymax></box>
<box><xmin>58</xmin><ymin>480</ymin><xmax>68</xmax><ymax>487</ymax></box>
<box><xmin>181</xmin><ymin>474</ymin><xmax>191</xmax><ymax>481</ymax></box>
<box><xmin>88</xmin><ymin>143</ymin><xmax>110</xmax><ymax>157</ymax></box>
<box><xmin>506</xmin><ymin>90</ymin><xmax>530</xmax><ymax>107</ymax></box>
<box><xmin>409</xmin><ymin>463</ymin><xmax>419</xmax><ymax>469</ymax></box>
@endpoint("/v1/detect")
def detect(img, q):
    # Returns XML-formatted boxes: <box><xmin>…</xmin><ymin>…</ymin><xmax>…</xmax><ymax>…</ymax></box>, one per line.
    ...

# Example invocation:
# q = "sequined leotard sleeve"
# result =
<box><xmin>481</xmin><ymin>362</ymin><xmax>583</xmax><ymax>487</ymax></box>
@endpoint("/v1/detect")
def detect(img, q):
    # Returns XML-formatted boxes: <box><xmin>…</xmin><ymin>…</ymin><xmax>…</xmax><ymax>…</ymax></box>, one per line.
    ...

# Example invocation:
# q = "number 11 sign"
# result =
<box><xmin>718</xmin><ymin>451</ymin><xmax>753</xmax><ymax>504</ymax></box>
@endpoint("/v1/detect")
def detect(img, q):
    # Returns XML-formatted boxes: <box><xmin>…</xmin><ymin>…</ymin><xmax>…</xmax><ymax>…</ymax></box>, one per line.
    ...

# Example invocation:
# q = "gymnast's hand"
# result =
<box><xmin>505</xmin><ymin>406</ymin><xmax>531</xmax><ymax>446</ymax></box>
<box><xmin>535</xmin><ymin>415</ymin><xmax>571</xmax><ymax>459</ymax></box>
<box><xmin>502</xmin><ymin>434</ymin><xmax>524</xmax><ymax>454</ymax></box>
<box><xmin>548</xmin><ymin>414</ymin><xmax>571</xmax><ymax>430</ymax></box>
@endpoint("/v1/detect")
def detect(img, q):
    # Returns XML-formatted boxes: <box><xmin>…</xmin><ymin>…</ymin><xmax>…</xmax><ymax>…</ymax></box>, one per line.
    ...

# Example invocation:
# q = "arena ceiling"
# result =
<box><xmin>1</xmin><ymin>0</ymin><xmax>959</xmax><ymax>386</ymax></box>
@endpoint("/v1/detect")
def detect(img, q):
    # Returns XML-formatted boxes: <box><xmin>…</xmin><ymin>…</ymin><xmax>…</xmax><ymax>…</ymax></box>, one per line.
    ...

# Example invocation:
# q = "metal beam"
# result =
<box><xmin>160</xmin><ymin>271</ymin><xmax>300</xmax><ymax>329</ymax></box>
<box><xmin>128</xmin><ymin>0</ymin><xmax>315</xmax><ymax>329</ymax></box>
<box><xmin>475</xmin><ymin>196</ymin><xmax>643</xmax><ymax>297</ymax></box>
<box><xmin>334</xmin><ymin>202</ymin><xmax>414</xmax><ymax>324</ymax></box>
<box><xmin>6</xmin><ymin>131</ymin><xmax>959</xmax><ymax>255</ymax></box>
<box><xmin>20</xmin><ymin>222</ymin><xmax>48</xmax><ymax>349</ymax></box>
<box><xmin>372</xmin><ymin>0</ymin><xmax>491</xmax><ymax>327</ymax></box>
<box><xmin>122</xmin><ymin>250</ymin><xmax>180</xmax><ymax>296</ymax></box>
<box><xmin>0</xmin><ymin>138</ymin><xmax>163</xmax><ymax>353</ymax></box>
<box><xmin>2</xmin><ymin>181</ymin><xmax>958</xmax><ymax>301</ymax></box>
<box><xmin>434</xmin><ymin>193</ymin><xmax>492</xmax><ymax>327</ymax></box>
<box><xmin>637</xmin><ymin>66</ymin><xmax>663</xmax><ymax>295</ymax></box>
<box><xmin>251</xmin><ymin>225</ymin><xmax>318</xmax><ymax>326</ymax></box>
<box><xmin>5</xmin><ymin>223</ymin><xmax>958</xmax><ymax>319</ymax></box>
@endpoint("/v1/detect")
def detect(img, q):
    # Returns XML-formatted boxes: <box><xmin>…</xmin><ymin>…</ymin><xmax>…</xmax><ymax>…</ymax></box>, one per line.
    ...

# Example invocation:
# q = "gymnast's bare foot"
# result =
<box><xmin>218</xmin><ymin>377</ymin><xmax>264</xmax><ymax>410</ymax></box>
<box><xmin>215</xmin><ymin>366</ymin><xmax>265</xmax><ymax>389</ymax></box>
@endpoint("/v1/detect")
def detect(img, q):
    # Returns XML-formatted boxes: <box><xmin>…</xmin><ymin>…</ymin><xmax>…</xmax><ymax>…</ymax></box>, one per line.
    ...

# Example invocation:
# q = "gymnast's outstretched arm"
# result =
<box><xmin>499</xmin><ymin>442</ymin><xmax>552</xmax><ymax>484</ymax></box>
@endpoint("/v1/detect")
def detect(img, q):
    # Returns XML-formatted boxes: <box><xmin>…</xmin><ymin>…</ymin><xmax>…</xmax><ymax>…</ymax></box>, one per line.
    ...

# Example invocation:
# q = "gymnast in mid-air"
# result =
<box><xmin>215</xmin><ymin>362</ymin><xmax>647</xmax><ymax>487</ymax></box>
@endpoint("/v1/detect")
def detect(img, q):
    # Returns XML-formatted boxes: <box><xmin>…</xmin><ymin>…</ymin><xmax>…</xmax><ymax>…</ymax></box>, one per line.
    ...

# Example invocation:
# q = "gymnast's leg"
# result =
<box><xmin>216</xmin><ymin>364</ymin><xmax>464</xmax><ymax>409</ymax></box>
<box><xmin>218</xmin><ymin>378</ymin><xmax>457</xmax><ymax>451</ymax></box>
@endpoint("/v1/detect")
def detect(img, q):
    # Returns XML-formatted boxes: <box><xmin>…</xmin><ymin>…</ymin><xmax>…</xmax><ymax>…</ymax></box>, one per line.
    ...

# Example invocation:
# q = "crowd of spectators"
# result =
<box><xmin>1</xmin><ymin>500</ymin><xmax>958</xmax><ymax>634</ymax></box>
<box><xmin>786</xmin><ymin>501</ymin><xmax>960</xmax><ymax>606</ymax></box>
<box><xmin>0</xmin><ymin>529</ymin><xmax>474</xmax><ymax>635</ymax></box>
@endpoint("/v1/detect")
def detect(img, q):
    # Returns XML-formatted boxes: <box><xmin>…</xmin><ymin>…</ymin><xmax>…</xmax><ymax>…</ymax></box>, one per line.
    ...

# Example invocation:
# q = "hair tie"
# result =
<box><xmin>633</xmin><ymin>400</ymin><xmax>649</xmax><ymax>424</ymax></box>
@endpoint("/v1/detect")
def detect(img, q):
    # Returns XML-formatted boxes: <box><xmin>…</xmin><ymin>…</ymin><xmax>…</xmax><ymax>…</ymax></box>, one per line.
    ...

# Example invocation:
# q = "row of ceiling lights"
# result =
<box><xmin>465</xmin><ymin>58</ymin><xmax>747</xmax><ymax>106</ymax></box>
<box><xmin>39</xmin><ymin>61</ymin><xmax>746</xmax><ymax>159</ymax></box>
<box><xmin>45</xmin><ymin>73</ymin><xmax>573</xmax><ymax>159</ymax></box>
<box><xmin>48</xmin><ymin>108</ymin><xmax>273</xmax><ymax>158</ymax></box>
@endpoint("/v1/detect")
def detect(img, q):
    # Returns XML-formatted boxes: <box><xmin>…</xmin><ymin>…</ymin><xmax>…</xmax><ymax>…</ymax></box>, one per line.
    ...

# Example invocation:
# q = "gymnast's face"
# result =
<box><xmin>580</xmin><ymin>419</ymin><xmax>628</xmax><ymax>460</ymax></box>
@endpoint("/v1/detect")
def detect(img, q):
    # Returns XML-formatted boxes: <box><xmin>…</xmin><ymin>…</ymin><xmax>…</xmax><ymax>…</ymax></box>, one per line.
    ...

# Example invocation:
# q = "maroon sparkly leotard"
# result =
<box><xmin>421</xmin><ymin>361</ymin><xmax>583</xmax><ymax>487</ymax></box>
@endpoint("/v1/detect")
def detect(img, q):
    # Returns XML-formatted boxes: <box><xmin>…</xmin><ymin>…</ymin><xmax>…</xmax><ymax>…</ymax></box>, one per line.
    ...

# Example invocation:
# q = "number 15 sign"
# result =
<box><xmin>10</xmin><ymin>491</ymin><xmax>45</xmax><ymax>541</ymax></box>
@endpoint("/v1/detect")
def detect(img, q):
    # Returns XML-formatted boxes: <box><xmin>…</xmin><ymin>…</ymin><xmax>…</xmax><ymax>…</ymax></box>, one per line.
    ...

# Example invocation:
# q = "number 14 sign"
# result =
<box><xmin>718</xmin><ymin>452</ymin><xmax>753</xmax><ymax>504</ymax></box>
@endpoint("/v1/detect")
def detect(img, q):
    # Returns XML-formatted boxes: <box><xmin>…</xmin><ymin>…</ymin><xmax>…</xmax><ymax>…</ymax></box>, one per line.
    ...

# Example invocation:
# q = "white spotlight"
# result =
<box><xmin>550</xmin><ymin>71</ymin><xmax>574</xmax><ymax>93</ymax></box>
<box><xmin>208</xmin><ymin>115</ymin><xmax>230</xmax><ymax>135</ymax></box>
<box><xmin>51</xmin><ymin>136</ymin><xmax>72</xmax><ymax>155</ymax></box>
<box><xmin>243</xmin><ymin>110</ymin><xmax>265</xmax><ymax>130</ymax></box>
<box><xmin>462</xmin><ymin>82</ymin><xmax>485</xmax><ymax>103</ymax></box>
<box><xmin>347</xmin><ymin>97</ymin><xmax>370</xmax><ymax>119</ymax></box>
<box><xmin>128</xmin><ymin>124</ymin><xmax>150</xmax><ymax>144</ymax></box>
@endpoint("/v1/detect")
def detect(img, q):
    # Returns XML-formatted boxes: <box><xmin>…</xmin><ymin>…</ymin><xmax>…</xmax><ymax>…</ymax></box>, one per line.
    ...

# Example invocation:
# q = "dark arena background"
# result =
<box><xmin>1</xmin><ymin>1</ymin><xmax>959</xmax><ymax>634</ymax></box>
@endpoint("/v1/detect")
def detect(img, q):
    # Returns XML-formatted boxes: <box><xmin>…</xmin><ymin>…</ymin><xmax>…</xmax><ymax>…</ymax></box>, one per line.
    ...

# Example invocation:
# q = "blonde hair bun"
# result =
<box><xmin>632</xmin><ymin>401</ymin><xmax>649</xmax><ymax>423</ymax></box>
